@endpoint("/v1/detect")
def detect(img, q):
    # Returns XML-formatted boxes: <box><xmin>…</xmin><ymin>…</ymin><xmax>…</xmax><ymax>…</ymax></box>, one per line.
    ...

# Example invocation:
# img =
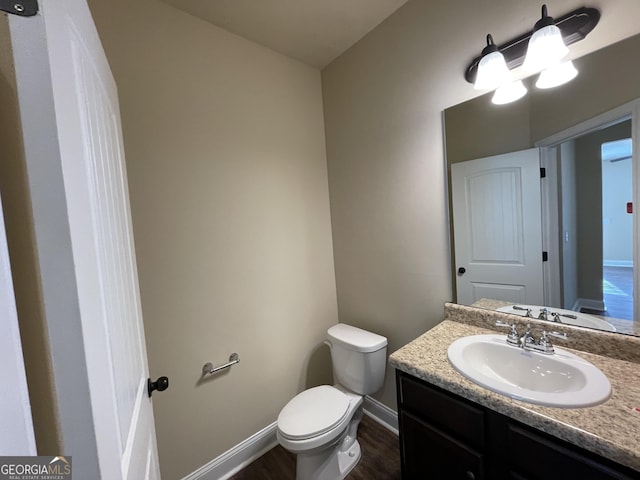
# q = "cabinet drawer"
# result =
<box><xmin>402</xmin><ymin>411</ymin><xmax>484</xmax><ymax>480</ymax></box>
<box><xmin>398</xmin><ymin>372</ymin><xmax>485</xmax><ymax>449</ymax></box>
<box><xmin>505</xmin><ymin>423</ymin><xmax>638</xmax><ymax>480</ymax></box>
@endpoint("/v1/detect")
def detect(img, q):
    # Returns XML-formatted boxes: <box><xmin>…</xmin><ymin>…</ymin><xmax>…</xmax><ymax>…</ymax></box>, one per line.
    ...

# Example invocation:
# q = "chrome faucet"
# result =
<box><xmin>495</xmin><ymin>321</ymin><xmax>568</xmax><ymax>354</ymax></box>
<box><xmin>531</xmin><ymin>306</ymin><xmax>578</xmax><ymax>323</ymax></box>
<box><xmin>537</xmin><ymin>308</ymin><xmax>550</xmax><ymax>321</ymax></box>
<box><xmin>520</xmin><ymin>324</ymin><xmax>536</xmax><ymax>349</ymax></box>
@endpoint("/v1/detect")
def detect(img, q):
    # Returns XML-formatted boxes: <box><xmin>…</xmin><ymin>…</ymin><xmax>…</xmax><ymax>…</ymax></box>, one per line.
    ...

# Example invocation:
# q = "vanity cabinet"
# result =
<box><xmin>396</xmin><ymin>371</ymin><xmax>639</xmax><ymax>480</ymax></box>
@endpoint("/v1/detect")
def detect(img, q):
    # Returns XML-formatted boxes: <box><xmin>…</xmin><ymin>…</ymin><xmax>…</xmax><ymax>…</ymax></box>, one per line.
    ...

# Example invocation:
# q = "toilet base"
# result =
<box><xmin>337</xmin><ymin>438</ymin><xmax>361</xmax><ymax>478</ymax></box>
<box><xmin>296</xmin><ymin>439</ymin><xmax>361</xmax><ymax>480</ymax></box>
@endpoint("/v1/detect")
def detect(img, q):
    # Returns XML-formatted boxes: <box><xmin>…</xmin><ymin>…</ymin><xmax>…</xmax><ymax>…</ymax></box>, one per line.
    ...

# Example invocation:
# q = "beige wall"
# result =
<box><xmin>560</xmin><ymin>140</ymin><xmax>578</xmax><ymax>307</ymax></box>
<box><xmin>445</xmin><ymin>92</ymin><xmax>531</xmax><ymax>165</ymax></box>
<box><xmin>0</xmin><ymin>17</ymin><xmax>60</xmax><ymax>456</ymax></box>
<box><xmin>322</xmin><ymin>0</ymin><xmax>640</xmax><ymax>410</ymax></box>
<box><xmin>88</xmin><ymin>0</ymin><xmax>337</xmax><ymax>478</ymax></box>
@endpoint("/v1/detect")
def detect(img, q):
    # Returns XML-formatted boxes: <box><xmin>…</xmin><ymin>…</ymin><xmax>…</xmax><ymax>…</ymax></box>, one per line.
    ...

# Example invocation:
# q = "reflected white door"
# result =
<box><xmin>8</xmin><ymin>0</ymin><xmax>160</xmax><ymax>478</ymax></box>
<box><xmin>451</xmin><ymin>148</ymin><xmax>544</xmax><ymax>305</ymax></box>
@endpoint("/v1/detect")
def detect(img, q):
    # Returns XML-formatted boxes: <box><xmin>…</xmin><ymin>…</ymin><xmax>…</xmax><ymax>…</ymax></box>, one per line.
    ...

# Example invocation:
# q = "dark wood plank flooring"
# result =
<box><xmin>229</xmin><ymin>414</ymin><xmax>400</xmax><ymax>479</ymax></box>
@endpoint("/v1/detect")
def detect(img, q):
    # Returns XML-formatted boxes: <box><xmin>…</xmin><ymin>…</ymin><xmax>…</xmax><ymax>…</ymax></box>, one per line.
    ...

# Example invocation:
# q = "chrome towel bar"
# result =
<box><xmin>202</xmin><ymin>353</ymin><xmax>240</xmax><ymax>376</ymax></box>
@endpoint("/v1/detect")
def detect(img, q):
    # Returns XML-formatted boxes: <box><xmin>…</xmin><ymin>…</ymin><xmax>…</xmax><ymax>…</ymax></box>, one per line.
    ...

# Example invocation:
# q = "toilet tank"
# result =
<box><xmin>327</xmin><ymin>324</ymin><xmax>388</xmax><ymax>395</ymax></box>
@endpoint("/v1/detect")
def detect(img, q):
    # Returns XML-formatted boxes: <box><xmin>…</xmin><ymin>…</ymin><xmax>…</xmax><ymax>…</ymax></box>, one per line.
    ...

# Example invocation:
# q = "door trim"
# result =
<box><xmin>539</xmin><ymin>146</ymin><xmax>561</xmax><ymax>307</ymax></box>
<box><xmin>536</xmin><ymin>98</ymin><xmax>640</xmax><ymax>323</ymax></box>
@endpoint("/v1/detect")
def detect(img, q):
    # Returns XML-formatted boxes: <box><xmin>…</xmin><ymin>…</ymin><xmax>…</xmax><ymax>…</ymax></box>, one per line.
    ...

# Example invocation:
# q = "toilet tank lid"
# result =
<box><xmin>327</xmin><ymin>324</ymin><xmax>387</xmax><ymax>353</ymax></box>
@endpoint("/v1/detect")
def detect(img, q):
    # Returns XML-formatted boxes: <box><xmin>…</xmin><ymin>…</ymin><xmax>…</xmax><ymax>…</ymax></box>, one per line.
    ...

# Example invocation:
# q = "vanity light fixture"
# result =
<box><xmin>474</xmin><ymin>34</ymin><xmax>511</xmax><ymax>90</ymax></box>
<box><xmin>522</xmin><ymin>5</ymin><xmax>569</xmax><ymax>72</ymax></box>
<box><xmin>465</xmin><ymin>5</ymin><xmax>599</xmax><ymax>101</ymax></box>
<box><xmin>535</xmin><ymin>60</ymin><xmax>579</xmax><ymax>89</ymax></box>
<box><xmin>492</xmin><ymin>80</ymin><xmax>527</xmax><ymax>105</ymax></box>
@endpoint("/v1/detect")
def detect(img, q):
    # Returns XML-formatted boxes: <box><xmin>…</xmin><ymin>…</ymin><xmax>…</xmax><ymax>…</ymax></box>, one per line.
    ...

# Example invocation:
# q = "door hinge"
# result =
<box><xmin>542</xmin><ymin>251</ymin><xmax>548</xmax><ymax>262</ymax></box>
<box><xmin>540</xmin><ymin>167</ymin><xmax>546</xmax><ymax>178</ymax></box>
<box><xmin>0</xmin><ymin>0</ymin><xmax>38</xmax><ymax>16</ymax></box>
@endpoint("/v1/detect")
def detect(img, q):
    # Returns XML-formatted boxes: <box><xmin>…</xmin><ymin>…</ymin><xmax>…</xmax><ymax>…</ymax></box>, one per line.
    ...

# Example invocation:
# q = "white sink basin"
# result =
<box><xmin>447</xmin><ymin>335</ymin><xmax>611</xmax><ymax>408</ymax></box>
<box><xmin>496</xmin><ymin>305</ymin><xmax>616</xmax><ymax>332</ymax></box>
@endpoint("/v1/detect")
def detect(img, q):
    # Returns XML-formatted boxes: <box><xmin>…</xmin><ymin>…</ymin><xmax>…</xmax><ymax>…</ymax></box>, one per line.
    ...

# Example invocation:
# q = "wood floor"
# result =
<box><xmin>581</xmin><ymin>266</ymin><xmax>638</xmax><ymax>335</ymax></box>
<box><xmin>602</xmin><ymin>266</ymin><xmax>633</xmax><ymax>320</ymax></box>
<box><xmin>229</xmin><ymin>414</ymin><xmax>401</xmax><ymax>480</ymax></box>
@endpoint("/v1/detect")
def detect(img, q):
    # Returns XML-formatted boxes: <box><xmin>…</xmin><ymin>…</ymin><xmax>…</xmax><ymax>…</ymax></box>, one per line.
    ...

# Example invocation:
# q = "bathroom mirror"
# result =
<box><xmin>444</xmin><ymin>32</ymin><xmax>640</xmax><ymax>336</ymax></box>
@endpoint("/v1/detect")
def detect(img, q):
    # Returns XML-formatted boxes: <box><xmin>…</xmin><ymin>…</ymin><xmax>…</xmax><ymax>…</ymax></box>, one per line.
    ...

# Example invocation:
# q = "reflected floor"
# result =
<box><xmin>578</xmin><ymin>266</ymin><xmax>636</xmax><ymax>335</ymax></box>
<box><xmin>602</xmin><ymin>266</ymin><xmax>633</xmax><ymax>321</ymax></box>
<box><xmin>581</xmin><ymin>266</ymin><xmax>633</xmax><ymax>323</ymax></box>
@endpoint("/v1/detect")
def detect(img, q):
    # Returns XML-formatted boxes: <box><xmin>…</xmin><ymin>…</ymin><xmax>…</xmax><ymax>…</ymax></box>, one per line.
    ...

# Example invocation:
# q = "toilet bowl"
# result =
<box><xmin>276</xmin><ymin>324</ymin><xmax>387</xmax><ymax>480</ymax></box>
<box><xmin>277</xmin><ymin>385</ymin><xmax>364</xmax><ymax>479</ymax></box>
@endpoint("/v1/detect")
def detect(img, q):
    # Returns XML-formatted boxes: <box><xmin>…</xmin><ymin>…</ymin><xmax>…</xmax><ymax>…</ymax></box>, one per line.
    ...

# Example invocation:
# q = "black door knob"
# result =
<box><xmin>147</xmin><ymin>376</ymin><xmax>169</xmax><ymax>397</ymax></box>
<box><xmin>458</xmin><ymin>267</ymin><xmax>466</xmax><ymax>275</ymax></box>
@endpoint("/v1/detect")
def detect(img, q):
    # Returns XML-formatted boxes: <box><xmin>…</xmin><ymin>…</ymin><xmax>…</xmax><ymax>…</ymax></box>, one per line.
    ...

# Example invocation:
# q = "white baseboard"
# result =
<box><xmin>183</xmin><ymin>396</ymin><xmax>399</xmax><ymax>479</ymax></box>
<box><xmin>603</xmin><ymin>260</ymin><xmax>633</xmax><ymax>268</ymax></box>
<box><xmin>182</xmin><ymin>422</ymin><xmax>278</xmax><ymax>480</ymax></box>
<box><xmin>363</xmin><ymin>395</ymin><xmax>399</xmax><ymax>435</ymax></box>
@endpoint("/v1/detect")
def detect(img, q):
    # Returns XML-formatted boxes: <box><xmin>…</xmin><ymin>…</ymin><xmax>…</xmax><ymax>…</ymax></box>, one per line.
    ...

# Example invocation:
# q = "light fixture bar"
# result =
<box><xmin>465</xmin><ymin>6</ymin><xmax>599</xmax><ymax>84</ymax></box>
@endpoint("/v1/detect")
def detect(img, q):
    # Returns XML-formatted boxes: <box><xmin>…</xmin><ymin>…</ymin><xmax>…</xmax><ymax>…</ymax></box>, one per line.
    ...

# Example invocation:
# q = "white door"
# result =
<box><xmin>8</xmin><ymin>0</ymin><xmax>161</xmax><ymax>478</ymax></box>
<box><xmin>451</xmin><ymin>148</ymin><xmax>544</xmax><ymax>305</ymax></box>
<box><xmin>0</xmin><ymin>193</ymin><xmax>36</xmax><ymax>455</ymax></box>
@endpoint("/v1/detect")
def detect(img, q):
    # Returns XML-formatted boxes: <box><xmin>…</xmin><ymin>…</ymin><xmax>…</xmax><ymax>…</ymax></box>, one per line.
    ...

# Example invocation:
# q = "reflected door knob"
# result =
<box><xmin>147</xmin><ymin>376</ymin><xmax>169</xmax><ymax>397</ymax></box>
<box><xmin>458</xmin><ymin>267</ymin><xmax>466</xmax><ymax>275</ymax></box>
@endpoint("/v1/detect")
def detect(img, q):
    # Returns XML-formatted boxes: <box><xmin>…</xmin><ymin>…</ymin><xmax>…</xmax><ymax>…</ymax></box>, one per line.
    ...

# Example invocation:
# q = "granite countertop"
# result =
<box><xmin>389</xmin><ymin>319</ymin><xmax>640</xmax><ymax>472</ymax></box>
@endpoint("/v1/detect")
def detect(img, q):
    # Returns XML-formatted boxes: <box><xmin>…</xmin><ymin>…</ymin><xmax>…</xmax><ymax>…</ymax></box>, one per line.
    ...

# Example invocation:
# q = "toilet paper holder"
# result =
<box><xmin>202</xmin><ymin>353</ymin><xmax>240</xmax><ymax>376</ymax></box>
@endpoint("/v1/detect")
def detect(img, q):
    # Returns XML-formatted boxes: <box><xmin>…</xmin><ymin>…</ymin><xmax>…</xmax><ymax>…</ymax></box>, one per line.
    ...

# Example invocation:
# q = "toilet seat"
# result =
<box><xmin>277</xmin><ymin>386</ymin><xmax>352</xmax><ymax>441</ymax></box>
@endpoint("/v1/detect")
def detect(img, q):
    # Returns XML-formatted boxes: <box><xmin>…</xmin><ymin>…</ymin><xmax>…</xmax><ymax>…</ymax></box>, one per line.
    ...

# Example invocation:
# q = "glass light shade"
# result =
<box><xmin>492</xmin><ymin>80</ymin><xmax>527</xmax><ymax>105</ymax></box>
<box><xmin>474</xmin><ymin>50</ymin><xmax>511</xmax><ymax>90</ymax></box>
<box><xmin>536</xmin><ymin>60</ymin><xmax>578</xmax><ymax>89</ymax></box>
<box><xmin>522</xmin><ymin>24</ymin><xmax>569</xmax><ymax>72</ymax></box>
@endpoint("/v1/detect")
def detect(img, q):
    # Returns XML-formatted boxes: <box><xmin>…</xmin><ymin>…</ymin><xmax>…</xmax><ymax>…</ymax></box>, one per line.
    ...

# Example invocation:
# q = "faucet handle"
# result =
<box><xmin>537</xmin><ymin>331</ymin><xmax>554</xmax><ymax>353</ymax></box>
<box><xmin>495</xmin><ymin>320</ymin><xmax>520</xmax><ymax>346</ymax></box>
<box><xmin>546</xmin><ymin>331</ymin><xmax>568</xmax><ymax>340</ymax></box>
<box><xmin>537</xmin><ymin>330</ymin><xmax>568</xmax><ymax>354</ymax></box>
<box><xmin>512</xmin><ymin>305</ymin><xmax>533</xmax><ymax>317</ymax></box>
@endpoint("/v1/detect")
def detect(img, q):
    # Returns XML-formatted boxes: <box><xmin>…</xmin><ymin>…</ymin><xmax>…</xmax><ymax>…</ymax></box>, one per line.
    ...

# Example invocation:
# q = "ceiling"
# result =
<box><xmin>158</xmin><ymin>0</ymin><xmax>409</xmax><ymax>69</ymax></box>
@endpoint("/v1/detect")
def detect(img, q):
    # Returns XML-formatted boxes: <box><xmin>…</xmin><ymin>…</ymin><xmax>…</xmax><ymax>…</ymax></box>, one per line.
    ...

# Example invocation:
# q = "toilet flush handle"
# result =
<box><xmin>324</xmin><ymin>340</ymin><xmax>333</xmax><ymax>348</ymax></box>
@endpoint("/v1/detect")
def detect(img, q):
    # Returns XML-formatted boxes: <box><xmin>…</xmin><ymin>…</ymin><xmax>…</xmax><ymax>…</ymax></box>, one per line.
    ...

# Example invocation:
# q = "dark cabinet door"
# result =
<box><xmin>504</xmin><ymin>423</ymin><xmax>639</xmax><ymax>480</ymax></box>
<box><xmin>401</xmin><ymin>411</ymin><xmax>484</xmax><ymax>480</ymax></box>
<box><xmin>398</xmin><ymin>374</ymin><xmax>485</xmax><ymax>450</ymax></box>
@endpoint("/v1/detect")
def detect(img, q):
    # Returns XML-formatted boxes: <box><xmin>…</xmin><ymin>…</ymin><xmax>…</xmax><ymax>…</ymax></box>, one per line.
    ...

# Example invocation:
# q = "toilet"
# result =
<box><xmin>277</xmin><ymin>323</ymin><xmax>388</xmax><ymax>480</ymax></box>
